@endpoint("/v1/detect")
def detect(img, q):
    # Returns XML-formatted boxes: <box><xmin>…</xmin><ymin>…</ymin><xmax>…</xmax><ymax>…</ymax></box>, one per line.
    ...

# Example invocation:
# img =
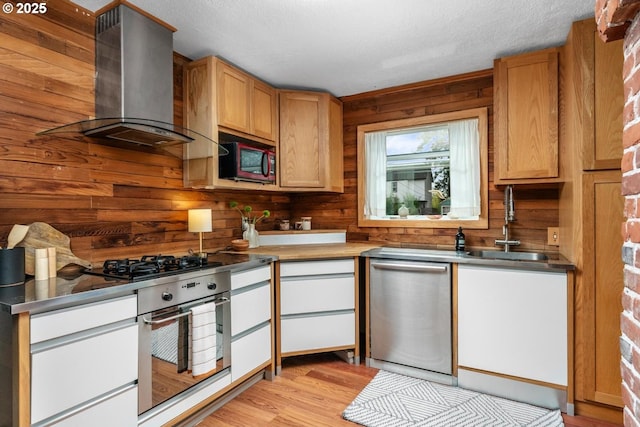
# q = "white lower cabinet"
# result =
<box><xmin>278</xmin><ymin>259</ymin><xmax>357</xmax><ymax>360</ymax></box>
<box><xmin>230</xmin><ymin>265</ymin><xmax>273</xmax><ymax>383</ymax></box>
<box><xmin>30</xmin><ymin>295</ymin><xmax>138</xmax><ymax>426</ymax></box>
<box><xmin>232</xmin><ymin>323</ymin><xmax>272</xmax><ymax>381</ymax></box>
<box><xmin>457</xmin><ymin>265</ymin><xmax>567</xmax><ymax>384</ymax></box>
<box><xmin>457</xmin><ymin>265</ymin><xmax>570</xmax><ymax>411</ymax></box>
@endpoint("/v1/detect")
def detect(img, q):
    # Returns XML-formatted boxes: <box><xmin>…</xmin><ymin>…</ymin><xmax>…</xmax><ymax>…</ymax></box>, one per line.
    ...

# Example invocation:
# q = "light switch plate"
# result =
<box><xmin>547</xmin><ymin>227</ymin><xmax>560</xmax><ymax>246</ymax></box>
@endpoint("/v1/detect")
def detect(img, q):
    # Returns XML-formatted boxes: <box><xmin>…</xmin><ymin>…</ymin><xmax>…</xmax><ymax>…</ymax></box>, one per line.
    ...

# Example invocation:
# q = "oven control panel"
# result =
<box><xmin>137</xmin><ymin>270</ymin><xmax>231</xmax><ymax>314</ymax></box>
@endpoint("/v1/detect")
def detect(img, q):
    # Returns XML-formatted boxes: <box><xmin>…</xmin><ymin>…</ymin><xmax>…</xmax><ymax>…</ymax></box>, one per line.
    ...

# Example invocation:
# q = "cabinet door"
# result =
<box><xmin>31</xmin><ymin>295</ymin><xmax>136</xmax><ymax>344</ymax></box>
<box><xmin>281</xmin><ymin>312</ymin><xmax>355</xmax><ymax>354</ymax></box>
<box><xmin>281</xmin><ymin>276</ymin><xmax>354</xmax><ymax>315</ymax></box>
<box><xmin>231</xmin><ymin>283</ymin><xmax>271</xmax><ymax>336</ymax></box>
<box><xmin>592</xmin><ymin>34</ymin><xmax>623</xmax><ymax>170</ymax></box>
<box><xmin>217</xmin><ymin>62</ymin><xmax>251</xmax><ymax>134</ymax></box>
<box><xmin>581</xmin><ymin>172</ymin><xmax>623</xmax><ymax>407</ymax></box>
<box><xmin>494</xmin><ymin>48</ymin><xmax>559</xmax><ymax>183</ymax></box>
<box><xmin>231</xmin><ymin>323</ymin><xmax>271</xmax><ymax>382</ymax></box>
<box><xmin>252</xmin><ymin>79</ymin><xmax>277</xmax><ymax>141</ymax></box>
<box><xmin>31</xmin><ymin>323</ymin><xmax>138</xmax><ymax>424</ymax></box>
<box><xmin>458</xmin><ymin>265</ymin><xmax>567</xmax><ymax>385</ymax></box>
<box><xmin>53</xmin><ymin>385</ymin><xmax>138</xmax><ymax>427</ymax></box>
<box><xmin>279</xmin><ymin>90</ymin><xmax>326</xmax><ymax>188</ymax></box>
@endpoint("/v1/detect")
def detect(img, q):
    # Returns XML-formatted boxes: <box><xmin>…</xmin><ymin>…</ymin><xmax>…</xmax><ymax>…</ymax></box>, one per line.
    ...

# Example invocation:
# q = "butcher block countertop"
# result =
<box><xmin>241</xmin><ymin>242</ymin><xmax>381</xmax><ymax>260</ymax></box>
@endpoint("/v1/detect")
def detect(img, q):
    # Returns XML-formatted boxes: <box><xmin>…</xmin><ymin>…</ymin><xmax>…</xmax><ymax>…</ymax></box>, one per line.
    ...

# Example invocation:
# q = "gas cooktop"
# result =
<box><xmin>84</xmin><ymin>253</ymin><xmax>252</xmax><ymax>282</ymax></box>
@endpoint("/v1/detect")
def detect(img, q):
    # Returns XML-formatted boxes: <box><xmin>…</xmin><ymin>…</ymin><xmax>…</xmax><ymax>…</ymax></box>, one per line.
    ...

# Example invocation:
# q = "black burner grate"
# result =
<box><xmin>101</xmin><ymin>254</ymin><xmax>214</xmax><ymax>280</ymax></box>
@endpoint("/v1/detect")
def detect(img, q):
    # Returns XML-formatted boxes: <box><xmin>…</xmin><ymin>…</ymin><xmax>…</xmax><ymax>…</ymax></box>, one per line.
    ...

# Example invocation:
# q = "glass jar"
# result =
<box><xmin>301</xmin><ymin>217</ymin><xmax>312</xmax><ymax>230</ymax></box>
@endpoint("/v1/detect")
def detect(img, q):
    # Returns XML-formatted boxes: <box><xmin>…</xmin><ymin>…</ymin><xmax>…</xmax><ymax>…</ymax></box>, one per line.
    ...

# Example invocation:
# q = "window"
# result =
<box><xmin>357</xmin><ymin>108</ymin><xmax>488</xmax><ymax>229</ymax></box>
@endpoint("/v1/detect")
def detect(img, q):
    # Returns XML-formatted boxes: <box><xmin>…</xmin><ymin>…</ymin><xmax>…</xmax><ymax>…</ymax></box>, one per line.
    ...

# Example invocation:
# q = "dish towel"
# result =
<box><xmin>189</xmin><ymin>302</ymin><xmax>217</xmax><ymax>377</ymax></box>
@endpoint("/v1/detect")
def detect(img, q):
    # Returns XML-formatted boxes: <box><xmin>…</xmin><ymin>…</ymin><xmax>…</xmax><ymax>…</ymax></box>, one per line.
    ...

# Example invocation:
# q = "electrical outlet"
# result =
<box><xmin>547</xmin><ymin>227</ymin><xmax>560</xmax><ymax>246</ymax></box>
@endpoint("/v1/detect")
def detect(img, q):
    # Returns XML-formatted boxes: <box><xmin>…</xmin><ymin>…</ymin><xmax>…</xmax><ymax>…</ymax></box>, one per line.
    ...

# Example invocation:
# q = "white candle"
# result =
<box><xmin>35</xmin><ymin>248</ymin><xmax>49</xmax><ymax>281</ymax></box>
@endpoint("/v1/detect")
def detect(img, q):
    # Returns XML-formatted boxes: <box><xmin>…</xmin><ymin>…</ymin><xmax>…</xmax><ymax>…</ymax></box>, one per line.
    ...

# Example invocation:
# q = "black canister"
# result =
<box><xmin>455</xmin><ymin>227</ymin><xmax>465</xmax><ymax>252</ymax></box>
<box><xmin>0</xmin><ymin>247</ymin><xmax>26</xmax><ymax>286</ymax></box>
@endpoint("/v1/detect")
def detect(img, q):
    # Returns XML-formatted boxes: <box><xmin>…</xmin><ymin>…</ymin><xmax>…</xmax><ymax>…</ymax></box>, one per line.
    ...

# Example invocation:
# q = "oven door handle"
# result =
<box><xmin>141</xmin><ymin>297</ymin><xmax>230</xmax><ymax>325</ymax></box>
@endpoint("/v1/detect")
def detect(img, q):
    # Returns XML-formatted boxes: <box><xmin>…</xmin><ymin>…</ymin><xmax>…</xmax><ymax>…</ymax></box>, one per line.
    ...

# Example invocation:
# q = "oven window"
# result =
<box><xmin>139</xmin><ymin>296</ymin><xmax>230</xmax><ymax>415</ymax></box>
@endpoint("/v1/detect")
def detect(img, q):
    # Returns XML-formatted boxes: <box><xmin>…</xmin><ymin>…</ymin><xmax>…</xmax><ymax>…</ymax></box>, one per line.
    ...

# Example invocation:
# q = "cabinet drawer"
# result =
<box><xmin>281</xmin><ymin>312</ymin><xmax>355</xmax><ymax>353</ymax></box>
<box><xmin>31</xmin><ymin>295</ymin><xmax>137</xmax><ymax>344</ymax></box>
<box><xmin>281</xmin><ymin>276</ymin><xmax>354</xmax><ymax>315</ymax></box>
<box><xmin>280</xmin><ymin>259</ymin><xmax>354</xmax><ymax>277</ymax></box>
<box><xmin>231</xmin><ymin>323</ymin><xmax>271</xmax><ymax>382</ymax></box>
<box><xmin>51</xmin><ymin>385</ymin><xmax>138</xmax><ymax>427</ymax></box>
<box><xmin>231</xmin><ymin>283</ymin><xmax>271</xmax><ymax>336</ymax></box>
<box><xmin>31</xmin><ymin>323</ymin><xmax>138</xmax><ymax>424</ymax></box>
<box><xmin>231</xmin><ymin>265</ymin><xmax>271</xmax><ymax>291</ymax></box>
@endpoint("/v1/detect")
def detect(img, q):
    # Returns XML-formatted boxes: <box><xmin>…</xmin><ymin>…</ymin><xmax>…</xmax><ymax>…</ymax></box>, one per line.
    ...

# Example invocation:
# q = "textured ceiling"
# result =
<box><xmin>72</xmin><ymin>0</ymin><xmax>596</xmax><ymax>97</ymax></box>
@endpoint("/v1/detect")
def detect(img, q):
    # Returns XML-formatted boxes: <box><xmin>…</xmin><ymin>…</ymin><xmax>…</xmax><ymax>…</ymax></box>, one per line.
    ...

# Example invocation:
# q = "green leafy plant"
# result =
<box><xmin>230</xmin><ymin>201</ymin><xmax>270</xmax><ymax>224</ymax></box>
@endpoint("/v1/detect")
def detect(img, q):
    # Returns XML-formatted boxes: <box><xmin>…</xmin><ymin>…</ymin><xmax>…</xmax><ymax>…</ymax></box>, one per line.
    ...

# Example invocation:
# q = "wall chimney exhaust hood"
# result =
<box><xmin>38</xmin><ymin>3</ymin><xmax>226</xmax><ymax>154</ymax></box>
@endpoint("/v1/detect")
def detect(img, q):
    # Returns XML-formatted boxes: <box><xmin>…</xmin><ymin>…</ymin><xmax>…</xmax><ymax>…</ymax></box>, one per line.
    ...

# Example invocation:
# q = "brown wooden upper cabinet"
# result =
<box><xmin>217</xmin><ymin>61</ymin><xmax>278</xmax><ymax>143</ymax></box>
<box><xmin>279</xmin><ymin>90</ymin><xmax>344</xmax><ymax>192</ymax></box>
<box><xmin>566</xmin><ymin>19</ymin><xmax>623</xmax><ymax>171</ymax></box>
<box><xmin>493</xmin><ymin>48</ymin><xmax>560</xmax><ymax>184</ymax></box>
<box><xmin>182</xmin><ymin>56</ymin><xmax>278</xmax><ymax>190</ymax></box>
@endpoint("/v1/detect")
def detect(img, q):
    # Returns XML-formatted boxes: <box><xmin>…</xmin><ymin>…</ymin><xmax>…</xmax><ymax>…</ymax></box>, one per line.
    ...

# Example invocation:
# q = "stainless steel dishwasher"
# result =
<box><xmin>368</xmin><ymin>255</ymin><xmax>452</xmax><ymax>380</ymax></box>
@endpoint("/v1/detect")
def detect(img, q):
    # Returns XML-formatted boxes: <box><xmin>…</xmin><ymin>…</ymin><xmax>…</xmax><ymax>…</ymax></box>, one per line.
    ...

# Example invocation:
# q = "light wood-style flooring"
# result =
<box><xmin>198</xmin><ymin>353</ymin><xmax>622</xmax><ymax>427</ymax></box>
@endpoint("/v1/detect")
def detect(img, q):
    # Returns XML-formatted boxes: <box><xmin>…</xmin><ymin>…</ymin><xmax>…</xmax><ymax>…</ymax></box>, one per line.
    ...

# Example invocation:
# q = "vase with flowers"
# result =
<box><xmin>230</xmin><ymin>201</ymin><xmax>270</xmax><ymax>248</ymax></box>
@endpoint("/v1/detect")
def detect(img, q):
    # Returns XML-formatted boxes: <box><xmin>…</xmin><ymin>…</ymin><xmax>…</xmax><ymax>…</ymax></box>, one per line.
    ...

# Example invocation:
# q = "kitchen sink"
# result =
<box><xmin>465</xmin><ymin>250</ymin><xmax>548</xmax><ymax>261</ymax></box>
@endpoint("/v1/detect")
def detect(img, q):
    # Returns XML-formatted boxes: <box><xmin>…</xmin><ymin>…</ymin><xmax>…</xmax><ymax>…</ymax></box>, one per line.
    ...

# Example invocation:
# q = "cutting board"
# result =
<box><xmin>15</xmin><ymin>222</ymin><xmax>91</xmax><ymax>275</ymax></box>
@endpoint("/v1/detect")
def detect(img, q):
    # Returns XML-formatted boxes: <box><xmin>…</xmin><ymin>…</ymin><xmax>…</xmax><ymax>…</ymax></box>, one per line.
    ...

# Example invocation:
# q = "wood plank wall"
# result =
<box><xmin>0</xmin><ymin>0</ymin><xmax>289</xmax><ymax>266</ymax></box>
<box><xmin>291</xmin><ymin>72</ymin><xmax>560</xmax><ymax>253</ymax></box>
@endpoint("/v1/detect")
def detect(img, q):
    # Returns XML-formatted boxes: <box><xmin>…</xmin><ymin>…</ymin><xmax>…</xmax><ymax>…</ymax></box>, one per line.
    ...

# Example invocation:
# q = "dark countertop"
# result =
<box><xmin>0</xmin><ymin>253</ymin><xmax>276</xmax><ymax>315</ymax></box>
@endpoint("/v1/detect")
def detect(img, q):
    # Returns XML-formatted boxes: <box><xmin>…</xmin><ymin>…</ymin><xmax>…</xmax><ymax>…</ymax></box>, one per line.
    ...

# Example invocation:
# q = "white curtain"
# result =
<box><xmin>449</xmin><ymin>119</ymin><xmax>480</xmax><ymax>218</ymax></box>
<box><xmin>365</xmin><ymin>131</ymin><xmax>387</xmax><ymax>217</ymax></box>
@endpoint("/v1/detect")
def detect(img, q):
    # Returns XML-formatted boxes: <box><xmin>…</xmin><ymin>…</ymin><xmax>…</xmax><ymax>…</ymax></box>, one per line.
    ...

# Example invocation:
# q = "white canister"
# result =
<box><xmin>34</xmin><ymin>248</ymin><xmax>49</xmax><ymax>281</ymax></box>
<box><xmin>301</xmin><ymin>217</ymin><xmax>312</xmax><ymax>230</ymax></box>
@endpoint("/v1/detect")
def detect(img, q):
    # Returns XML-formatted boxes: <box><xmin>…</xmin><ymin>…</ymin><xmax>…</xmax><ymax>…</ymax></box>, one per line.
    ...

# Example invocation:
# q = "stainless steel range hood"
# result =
<box><xmin>38</xmin><ymin>4</ymin><xmax>225</xmax><ymax>153</ymax></box>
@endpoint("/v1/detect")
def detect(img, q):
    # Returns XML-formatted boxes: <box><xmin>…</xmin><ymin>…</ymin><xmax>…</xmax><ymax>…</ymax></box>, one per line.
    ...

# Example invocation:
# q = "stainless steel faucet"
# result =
<box><xmin>495</xmin><ymin>185</ymin><xmax>520</xmax><ymax>252</ymax></box>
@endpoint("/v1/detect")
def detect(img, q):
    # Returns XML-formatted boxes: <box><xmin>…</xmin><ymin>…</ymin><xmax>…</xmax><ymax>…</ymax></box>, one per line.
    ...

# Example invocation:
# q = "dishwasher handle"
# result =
<box><xmin>371</xmin><ymin>262</ymin><xmax>448</xmax><ymax>273</ymax></box>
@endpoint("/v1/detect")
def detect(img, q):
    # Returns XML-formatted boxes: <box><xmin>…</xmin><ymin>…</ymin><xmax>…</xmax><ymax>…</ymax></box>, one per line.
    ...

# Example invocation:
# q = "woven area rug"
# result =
<box><xmin>343</xmin><ymin>370</ymin><xmax>564</xmax><ymax>427</ymax></box>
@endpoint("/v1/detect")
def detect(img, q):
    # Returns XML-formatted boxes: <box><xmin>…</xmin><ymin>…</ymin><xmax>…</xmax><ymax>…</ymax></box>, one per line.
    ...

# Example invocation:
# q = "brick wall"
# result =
<box><xmin>596</xmin><ymin>1</ymin><xmax>640</xmax><ymax>425</ymax></box>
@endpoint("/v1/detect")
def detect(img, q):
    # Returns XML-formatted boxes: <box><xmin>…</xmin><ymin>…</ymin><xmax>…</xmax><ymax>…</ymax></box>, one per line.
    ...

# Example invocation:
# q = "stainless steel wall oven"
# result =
<box><xmin>136</xmin><ymin>269</ymin><xmax>231</xmax><ymax>416</ymax></box>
